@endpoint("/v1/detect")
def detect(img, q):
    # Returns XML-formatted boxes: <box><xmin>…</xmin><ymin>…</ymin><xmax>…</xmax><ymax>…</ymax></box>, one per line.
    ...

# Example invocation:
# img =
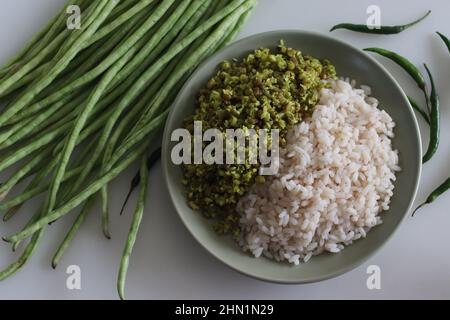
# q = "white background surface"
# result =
<box><xmin>0</xmin><ymin>0</ymin><xmax>450</xmax><ymax>300</ymax></box>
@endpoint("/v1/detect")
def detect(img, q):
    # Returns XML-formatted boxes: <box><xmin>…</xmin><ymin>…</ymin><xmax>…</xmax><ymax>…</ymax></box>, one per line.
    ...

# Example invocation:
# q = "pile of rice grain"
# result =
<box><xmin>237</xmin><ymin>79</ymin><xmax>401</xmax><ymax>265</ymax></box>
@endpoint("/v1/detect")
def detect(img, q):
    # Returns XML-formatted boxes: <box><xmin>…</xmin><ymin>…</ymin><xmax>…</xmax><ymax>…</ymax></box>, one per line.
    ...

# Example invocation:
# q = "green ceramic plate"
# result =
<box><xmin>162</xmin><ymin>30</ymin><xmax>422</xmax><ymax>283</ymax></box>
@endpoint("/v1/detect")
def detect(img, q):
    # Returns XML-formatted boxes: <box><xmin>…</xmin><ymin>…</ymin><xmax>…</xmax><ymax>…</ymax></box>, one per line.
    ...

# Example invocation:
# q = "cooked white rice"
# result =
<box><xmin>237</xmin><ymin>79</ymin><xmax>401</xmax><ymax>265</ymax></box>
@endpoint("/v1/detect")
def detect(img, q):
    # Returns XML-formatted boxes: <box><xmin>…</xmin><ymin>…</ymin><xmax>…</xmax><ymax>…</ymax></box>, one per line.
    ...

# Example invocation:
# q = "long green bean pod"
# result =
<box><xmin>3</xmin><ymin>127</ymin><xmax>159</xmax><ymax>243</ymax></box>
<box><xmin>85</xmin><ymin>0</ymin><xmax>156</xmax><ymax>47</ymax></box>
<box><xmin>5</xmin><ymin>0</ymin><xmax>175</xmax><ymax>126</ymax></box>
<box><xmin>0</xmin><ymin>0</ymin><xmax>119</xmax><ymax>127</ymax></box>
<box><xmin>117</xmin><ymin>155</ymin><xmax>149</xmax><ymax>300</ymax></box>
<box><xmin>0</xmin><ymin>225</ymin><xmax>45</xmax><ymax>280</ymax></box>
<box><xmin>0</xmin><ymin>0</ymin><xmax>82</xmax><ymax>74</ymax></box>
<box><xmin>51</xmin><ymin>197</ymin><xmax>96</xmax><ymax>269</ymax></box>
<box><xmin>0</xmin><ymin>147</ymin><xmax>52</xmax><ymax>201</ymax></box>
<box><xmin>43</xmin><ymin>50</ymin><xmax>133</xmax><ymax>237</ymax></box>
<box><xmin>0</xmin><ymin>32</ymin><xmax>67</xmax><ymax>97</ymax></box>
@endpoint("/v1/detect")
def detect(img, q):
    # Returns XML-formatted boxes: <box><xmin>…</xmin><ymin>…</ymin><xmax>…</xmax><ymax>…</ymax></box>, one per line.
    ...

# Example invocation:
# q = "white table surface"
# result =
<box><xmin>1</xmin><ymin>0</ymin><xmax>450</xmax><ymax>300</ymax></box>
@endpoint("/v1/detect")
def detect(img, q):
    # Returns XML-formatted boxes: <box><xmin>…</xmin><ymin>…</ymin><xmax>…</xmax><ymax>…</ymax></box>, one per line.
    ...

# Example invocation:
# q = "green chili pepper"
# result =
<box><xmin>422</xmin><ymin>64</ymin><xmax>440</xmax><ymax>164</ymax></box>
<box><xmin>330</xmin><ymin>10</ymin><xmax>431</xmax><ymax>34</ymax></box>
<box><xmin>364</xmin><ymin>48</ymin><xmax>426</xmax><ymax>90</ymax></box>
<box><xmin>437</xmin><ymin>32</ymin><xmax>450</xmax><ymax>53</ymax></box>
<box><xmin>365</xmin><ymin>47</ymin><xmax>431</xmax><ymax>113</ymax></box>
<box><xmin>413</xmin><ymin>176</ymin><xmax>450</xmax><ymax>216</ymax></box>
<box><xmin>408</xmin><ymin>95</ymin><xmax>430</xmax><ymax>125</ymax></box>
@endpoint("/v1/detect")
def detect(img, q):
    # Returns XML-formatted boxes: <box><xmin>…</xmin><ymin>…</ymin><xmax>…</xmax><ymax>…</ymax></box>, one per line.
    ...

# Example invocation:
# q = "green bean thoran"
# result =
<box><xmin>330</xmin><ymin>10</ymin><xmax>431</xmax><ymax>34</ymax></box>
<box><xmin>422</xmin><ymin>64</ymin><xmax>440</xmax><ymax>164</ymax></box>
<box><xmin>182</xmin><ymin>42</ymin><xmax>336</xmax><ymax>235</ymax></box>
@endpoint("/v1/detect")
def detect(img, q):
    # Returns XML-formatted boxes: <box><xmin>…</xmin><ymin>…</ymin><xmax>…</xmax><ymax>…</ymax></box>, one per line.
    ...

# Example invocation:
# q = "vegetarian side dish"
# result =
<box><xmin>182</xmin><ymin>43</ymin><xmax>401</xmax><ymax>264</ymax></box>
<box><xmin>182</xmin><ymin>42</ymin><xmax>336</xmax><ymax>235</ymax></box>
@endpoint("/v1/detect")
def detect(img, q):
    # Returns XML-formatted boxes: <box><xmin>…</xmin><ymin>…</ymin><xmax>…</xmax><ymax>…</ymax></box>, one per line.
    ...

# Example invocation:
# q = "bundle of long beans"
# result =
<box><xmin>0</xmin><ymin>0</ymin><xmax>257</xmax><ymax>298</ymax></box>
